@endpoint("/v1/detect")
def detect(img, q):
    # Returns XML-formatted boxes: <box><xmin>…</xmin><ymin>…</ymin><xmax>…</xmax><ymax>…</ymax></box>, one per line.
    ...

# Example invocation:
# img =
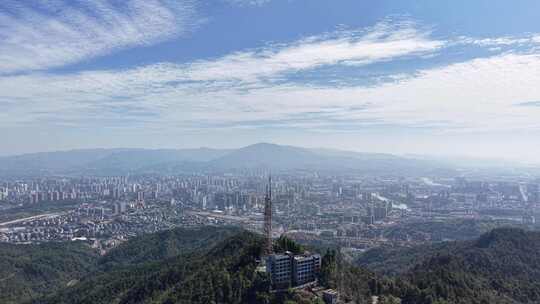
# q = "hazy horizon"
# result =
<box><xmin>2</xmin><ymin>0</ymin><xmax>540</xmax><ymax>163</ymax></box>
<box><xmin>2</xmin><ymin>141</ymin><xmax>538</xmax><ymax>167</ymax></box>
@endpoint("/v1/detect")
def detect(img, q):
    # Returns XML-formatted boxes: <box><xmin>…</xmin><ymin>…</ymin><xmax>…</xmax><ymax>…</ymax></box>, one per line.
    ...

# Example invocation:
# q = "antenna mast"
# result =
<box><xmin>264</xmin><ymin>174</ymin><xmax>273</xmax><ymax>255</ymax></box>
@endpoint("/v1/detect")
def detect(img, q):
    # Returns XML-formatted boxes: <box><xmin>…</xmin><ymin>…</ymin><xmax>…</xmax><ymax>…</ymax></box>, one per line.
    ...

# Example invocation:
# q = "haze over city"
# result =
<box><xmin>2</xmin><ymin>0</ymin><xmax>540</xmax><ymax>162</ymax></box>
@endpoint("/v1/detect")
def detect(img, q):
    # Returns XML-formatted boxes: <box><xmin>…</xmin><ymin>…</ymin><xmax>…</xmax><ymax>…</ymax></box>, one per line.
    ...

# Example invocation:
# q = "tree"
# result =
<box><xmin>320</xmin><ymin>249</ymin><xmax>337</xmax><ymax>288</ymax></box>
<box><xmin>274</xmin><ymin>236</ymin><xmax>304</xmax><ymax>254</ymax></box>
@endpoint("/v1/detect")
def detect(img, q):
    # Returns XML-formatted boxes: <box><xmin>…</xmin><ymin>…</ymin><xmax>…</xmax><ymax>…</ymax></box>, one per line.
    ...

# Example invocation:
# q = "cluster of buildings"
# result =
<box><xmin>266</xmin><ymin>252</ymin><xmax>321</xmax><ymax>289</ymax></box>
<box><xmin>0</xmin><ymin>200</ymin><xmax>225</xmax><ymax>244</ymax></box>
<box><xmin>0</xmin><ymin>176</ymin><xmax>159</xmax><ymax>206</ymax></box>
<box><xmin>0</xmin><ymin>174</ymin><xmax>539</xmax><ymax>252</ymax></box>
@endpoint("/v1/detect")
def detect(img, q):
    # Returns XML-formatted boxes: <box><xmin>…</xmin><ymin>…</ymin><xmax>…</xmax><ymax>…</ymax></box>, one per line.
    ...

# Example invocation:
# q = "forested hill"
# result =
<box><xmin>99</xmin><ymin>225</ymin><xmax>242</xmax><ymax>269</ymax></box>
<box><xmin>404</xmin><ymin>228</ymin><xmax>540</xmax><ymax>303</ymax></box>
<box><xmin>4</xmin><ymin>226</ymin><xmax>540</xmax><ymax>304</ymax></box>
<box><xmin>0</xmin><ymin>242</ymin><xmax>99</xmax><ymax>304</ymax></box>
<box><xmin>21</xmin><ymin>226</ymin><xmax>381</xmax><ymax>304</ymax></box>
<box><xmin>38</xmin><ymin>230</ymin><xmax>270</xmax><ymax>304</ymax></box>
<box><xmin>361</xmin><ymin>228</ymin><xmax>540</xmax><ymax>304</ymax></box>
<box><xmin>0</xmin><ymin>226</ymin><xmax>246</xmax><ymax>304</ymax></box>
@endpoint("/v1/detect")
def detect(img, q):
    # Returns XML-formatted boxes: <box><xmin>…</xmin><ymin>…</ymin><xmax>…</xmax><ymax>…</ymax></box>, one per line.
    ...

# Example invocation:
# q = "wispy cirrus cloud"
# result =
<box><xmin>0</xmin><ymin>19</ymin><xmax>445</xmax><ymax>127</ymax></box>
<box><xmin>2</xmin><ymin>18</ymin><xmax>540</xmax><ymax>137</ymax></box>
<box><xmin>515</xmin><ymin>101</ymin><xmax>540</xmax><ymax>107</ymax></box>
<box><xmin>0</xmin><ymin>0</ymin><xmax>201</xmax><ymax>74</ymax></box>
<box><xmin>38</xmin><ymin>18</ymin><xmax>440</xmax><ymax>88</ymax></box>
<box><xmin>182</xmin><ymin>19</ymin><xmax>444</xmax><ymax>83</ymax></box>
<box><xmin>3</xmin><ymin>52</ymin><xmax>540</xmax><ymax>133</ymax></box>
<box><xmin>223</xmin><ymin>0</ymin><xmax>271</xmax><ymax>7</ymax></box>
<box><xmin>458</xmin><ymin>35</ymin><xmax>536</xmax><ymax>47</ymax></box>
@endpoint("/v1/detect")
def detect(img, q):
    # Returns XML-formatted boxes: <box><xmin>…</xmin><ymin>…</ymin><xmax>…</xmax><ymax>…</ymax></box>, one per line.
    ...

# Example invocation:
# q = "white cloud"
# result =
<box><xmin>3</xmin><ymin>51</ymin><xmax>540</xmax><ymax>134</ymax></box>
<box><xmin>0</xmin><ymin>19</ymin><xmax>445</xmax><ymax>127</ymax></box>
<box><xmin>223</xmin><ymin>0</ymin><xmax>271</xmax><ymax>7</ymax></box>
<box><xmin>1</xmin><ymin>18</ymin><xmax>540</xmax><ymax>140</ymax></box>
<box><xmin>1</xmin><ymin>18</ymin><xmax>443</xmax><ymax>103</ymax></box>
<box><xmin>180</xmin><ymin>52</ymin><xmax>540</xmax><ymax>132</ymax></box>
<box><xmin>183</xmin><ymin>20</ymin><xmax>444</xmax><ymax>82</ymax></box>
<box><xmin>46</xmin><ymin>19</ymin><xmax>440</xmax><ymax>86</ymax></box>
<box><xmin>454</xmin><ymin>33</ymin><xmax>540</xmax><ymax>48</ymax></box>
<box><xmin>0</xmin><ymin>0</ymin><xmax>200</xmax><ymax>74</ymax></box>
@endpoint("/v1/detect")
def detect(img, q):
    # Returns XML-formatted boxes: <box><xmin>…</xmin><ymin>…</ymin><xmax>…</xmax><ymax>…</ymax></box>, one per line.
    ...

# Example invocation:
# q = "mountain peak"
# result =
<box><xmin>242</xmin><ymin>142</ymin><xmax>284</xmax><ymax>149</ymax></box>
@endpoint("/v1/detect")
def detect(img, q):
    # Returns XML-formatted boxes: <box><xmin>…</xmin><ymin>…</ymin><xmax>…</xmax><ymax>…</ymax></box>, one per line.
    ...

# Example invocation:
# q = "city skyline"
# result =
<box><xmin>2</xmin><ymin>1</ymin><xmax>540</xmax><ymax>162</ymax></box>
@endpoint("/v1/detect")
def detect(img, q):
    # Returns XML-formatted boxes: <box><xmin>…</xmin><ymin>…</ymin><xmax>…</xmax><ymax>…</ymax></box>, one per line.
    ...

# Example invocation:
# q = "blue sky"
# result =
<box><xmin>1</xmin><ymin>0</ymin><xmax>540</xmax><ymax>162</ymax></box>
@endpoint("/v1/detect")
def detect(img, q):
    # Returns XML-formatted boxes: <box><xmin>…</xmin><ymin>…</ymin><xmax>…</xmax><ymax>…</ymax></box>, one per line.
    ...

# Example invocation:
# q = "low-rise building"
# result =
<box><xmin>322</xmin><ymin>289</ymin><xmax>338</xmax><ymax>304</ymax></box>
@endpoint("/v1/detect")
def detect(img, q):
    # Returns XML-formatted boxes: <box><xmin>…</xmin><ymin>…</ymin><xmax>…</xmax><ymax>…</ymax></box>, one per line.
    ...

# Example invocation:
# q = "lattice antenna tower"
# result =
<box><xmin>264</xmin><ymin>174</ymin><xmax>273</xmax><ymax>255</ymax></box>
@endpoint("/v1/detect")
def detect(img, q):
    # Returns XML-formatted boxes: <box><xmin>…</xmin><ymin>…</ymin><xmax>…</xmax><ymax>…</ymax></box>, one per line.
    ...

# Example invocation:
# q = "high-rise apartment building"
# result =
<box><xmin>266</xmin><ymin>252</ymin><xmax>321</xmax><ymax>289</ymax></box>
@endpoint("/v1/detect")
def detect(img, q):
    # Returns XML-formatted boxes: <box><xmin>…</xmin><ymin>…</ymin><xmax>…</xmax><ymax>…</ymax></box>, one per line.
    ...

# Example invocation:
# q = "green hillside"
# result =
<box><xmin>37</xmin><ymin>231</ymin><xmax>270</xmax><ymax>304</ymax></box>
<box><xmin>360</xmin><ymin>228</ymin><xmax>540</xmax><ymax>304</ymax></box>
<box><xmin>402</xmin><ymin>228</ymin><xmax>540</xmax><ymax>303</ymax></box>
<box><xmin>4</xmin><ymin>226</ymin><xmax>540</xmax><ymax>304</ymax></box>
<box><xmin>0</xmin><ymin>242</ymin><xmax>99</xmax><ymax>304</ymax></box>
<box><xmin>100</xmin><ymin>226</ymin><xmax>242</xmax><ymax>269</ymax></box>
<box><xmin>0</xmin><ymin>226</ymin><xmax>245</xmax><ymax>304</ymax></box>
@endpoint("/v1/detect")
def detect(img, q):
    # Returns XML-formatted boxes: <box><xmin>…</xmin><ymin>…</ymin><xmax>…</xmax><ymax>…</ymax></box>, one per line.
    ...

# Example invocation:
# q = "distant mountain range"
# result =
<box><xmin>0</xmin><ymin>143</ymin><xmax>453</xmax><ymax>176</ymax></box>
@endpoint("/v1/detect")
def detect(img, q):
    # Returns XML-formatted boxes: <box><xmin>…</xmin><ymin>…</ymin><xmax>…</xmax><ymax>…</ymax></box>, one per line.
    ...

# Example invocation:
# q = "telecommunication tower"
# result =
<box><xmin>264</xmin><ymin>175</ymin><xmax>273</xmax><ymax>255</ymax></box>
